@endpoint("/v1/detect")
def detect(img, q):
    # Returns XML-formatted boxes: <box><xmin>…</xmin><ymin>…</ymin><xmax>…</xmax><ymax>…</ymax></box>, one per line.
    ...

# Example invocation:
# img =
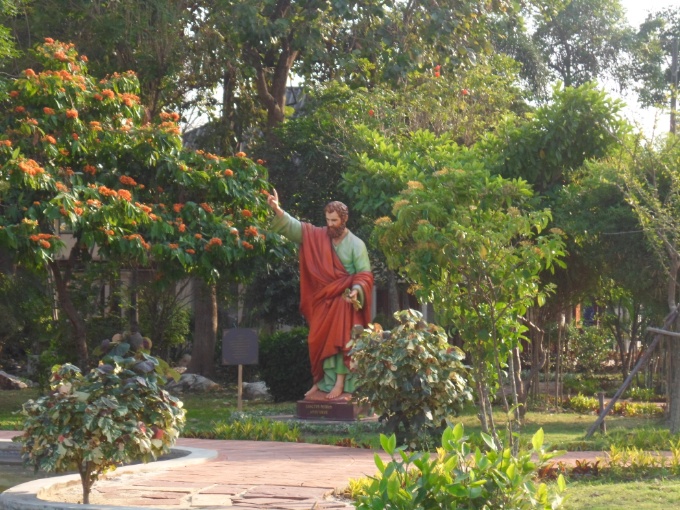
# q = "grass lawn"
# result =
<box><xmin>0</xmin><ymin>388</ymin><xmax>665</xmax><ymax>449</ymax></box>
<box><xmin>563</xmin><ymin>478</ymin><xmax>680</xmax><ymax>509</ymax></box>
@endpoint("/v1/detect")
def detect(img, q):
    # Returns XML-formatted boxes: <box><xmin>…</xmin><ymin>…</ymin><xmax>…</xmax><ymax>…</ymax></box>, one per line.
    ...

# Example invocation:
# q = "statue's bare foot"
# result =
<box><xmin>326</xmin><ymin>382</ymin><xmax>344</xmax><ymax>400</ymax></box>
<box><xmin>304</xmin><ymin>384</ymin><xmax>319</xmax><ymax>397</ymax></box>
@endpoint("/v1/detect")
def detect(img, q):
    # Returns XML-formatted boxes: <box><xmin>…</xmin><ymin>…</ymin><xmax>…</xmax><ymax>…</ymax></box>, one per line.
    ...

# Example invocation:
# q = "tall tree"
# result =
<box><xmin>620</xmin><ymin>134</ymin><xmax>680</xmax><ymax>431</ymax></box>
<box><xmin>531</xmin><ymin>0</ymin><xmax>633</xmax><ymax>88</ymax></box>
<box><xmin>3</xmin><ymin>0</ymin><xmax>196</xmax><ymax>117</ymax></box>
<box><xmin>0</xmin><ymin>40</ymin><xmax>281</xmax><ymax>368</ymax></box>
<box><xmin>631</xmin><ymin>7</ymin><xmax>680</xmax><ymax>133</ymax></box>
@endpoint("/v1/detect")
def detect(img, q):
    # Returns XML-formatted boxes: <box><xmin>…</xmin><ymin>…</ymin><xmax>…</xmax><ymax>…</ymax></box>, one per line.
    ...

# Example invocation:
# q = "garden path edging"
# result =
<box><xmin>0</xmin><ymin>440</ymin><xmax>217</xmax><ymax>510</ymax></box>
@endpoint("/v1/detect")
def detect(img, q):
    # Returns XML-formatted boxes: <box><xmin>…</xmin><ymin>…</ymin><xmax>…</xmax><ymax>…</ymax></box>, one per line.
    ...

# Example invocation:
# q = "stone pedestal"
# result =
<box><xmin>296</xmin><ymin>389</ymin><xmax>371</xmax><ymax>421</ymax></box>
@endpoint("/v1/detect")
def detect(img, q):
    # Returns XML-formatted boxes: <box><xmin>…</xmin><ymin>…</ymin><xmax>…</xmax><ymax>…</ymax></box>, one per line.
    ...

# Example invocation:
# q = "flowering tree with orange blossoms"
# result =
<box><xmin>0</xmin><ymin>39</ymin><xmax>282</xmax><ymax>367</ymax></box>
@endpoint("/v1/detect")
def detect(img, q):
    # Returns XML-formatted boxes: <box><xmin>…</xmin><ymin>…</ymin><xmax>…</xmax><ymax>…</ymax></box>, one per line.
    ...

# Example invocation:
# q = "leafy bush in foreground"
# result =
<box><xmin>354</xmin><ymin>424</ymin><xmax>566</xmax><ymax>510</ymax></box>
<box><xmin>16</xmin><ymin>343</ymin><xmax>185</xmax><ymax>504</ymax></box>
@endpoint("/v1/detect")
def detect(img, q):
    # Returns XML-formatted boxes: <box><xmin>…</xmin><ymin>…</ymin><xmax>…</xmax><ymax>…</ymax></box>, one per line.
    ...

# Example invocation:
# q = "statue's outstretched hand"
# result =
<box><xmin>267</xmin><ymin>189</ymin><xmax>283</xmax><ymax>216</ymax></box>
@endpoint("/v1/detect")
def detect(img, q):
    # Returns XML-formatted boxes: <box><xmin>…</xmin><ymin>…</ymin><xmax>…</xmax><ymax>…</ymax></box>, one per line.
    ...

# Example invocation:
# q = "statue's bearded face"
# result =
<box><xmin>325</xmin><ymin>211</ymin><xmax>347</xmax><ymax>239</ymax></box>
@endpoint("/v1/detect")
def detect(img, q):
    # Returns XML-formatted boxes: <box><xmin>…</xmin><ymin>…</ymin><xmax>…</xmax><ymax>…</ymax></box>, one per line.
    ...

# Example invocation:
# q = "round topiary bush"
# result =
<box><xmin>259</xmin><ymin>327</ymin><xmax>312</xmax><ymax>402</ymax></box>
<box><xmin>17</xmin><ymin>341</ymin><xmax>185</xmax><ymax>504</ymax></box>
<box><xmin>349</xmin><ymin>309</ymin><xmax>472</xmax><ymax>447</ymax></box>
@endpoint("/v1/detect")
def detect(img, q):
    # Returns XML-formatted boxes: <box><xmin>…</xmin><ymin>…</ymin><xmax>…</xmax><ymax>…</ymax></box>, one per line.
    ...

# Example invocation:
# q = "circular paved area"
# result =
<box><xmin>0</xmin><ymin>430</ymin><xmax>609</xmax><ymax>509</ymax></box>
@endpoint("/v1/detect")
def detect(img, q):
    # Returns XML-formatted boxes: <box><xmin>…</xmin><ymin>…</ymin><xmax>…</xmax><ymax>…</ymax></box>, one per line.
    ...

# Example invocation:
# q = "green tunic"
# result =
<box><xmin>271</xmin><ymin>212</ymin><xmax>371</xmax><ymax>393</ymax></box>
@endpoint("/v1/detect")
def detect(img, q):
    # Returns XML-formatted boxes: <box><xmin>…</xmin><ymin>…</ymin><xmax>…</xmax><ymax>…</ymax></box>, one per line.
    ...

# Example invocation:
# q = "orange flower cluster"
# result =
<box><xmin>73</xmin><ymin>207</ymin><xmax>83</xmax><ymax>216</ymax></box>
<box><xmin>242</xmin><ymin>241</ymin><xmax>254</xmax><ymax>250</ymax></box>
<box><xmin>235</xmin><ymin>152</ymin><xmax>246</xmax><ymax>158</ymax></box>
<box><xmin>26</xmin><ymin>118</ymin><xmax>38</xmax><ymax>126</ymax></box>
<box><xmin>178</xmin><ymin>223</ymin><xmax>186</xmax><ymax>232</ymax></box>
<box><xmin>173</xmin><ymin>203</ymin><xmax>184</xmax><ymax>213</ymax></box>
<box><xmin>257</xmin><ymin>159</ymin><xmax>265</xmax><ymax>165</ymax></box>
<box><xmin>159</xmin><ymin>121</ymin><xmax>180</xmax><ymax>135</ymax></box>
<box><xmin>72</xmin><ymin>133</ymin><xmax>79</xmax><ymax>141</ymax></box>
<box><xmin>104</xmin><ymin>229</ymin><xmax>114</xmax><ymax>236</ymax></box>
<box><xmin>241</xmin><ymin>210</ymin><xmax>252</xmax><ymax>218</ymax></box>
<box><xmin>245</xmin><ymin>226</ymin><xmax>258</xmax><ymax>237</ymax></box>
<box><xmin>224</xmin><ymin>169</ymin><xmax>234</xmax><ymax>177</ymax></box>
<box><xmin>87</xmin><ymin>199</ymin><xmax>102</xmax><ymax>208</ymax></box>
<box><xmin>102</xmin><ymin>89</ymin><xmax>115</xmax><ymax>99</ymax></box>
<box><xmin>229</xmin><ymin>228</ymin><xmax>239</xmax><ymax>236</ymax></box>
<box><xmin>205</xmin><ymin>153</ymin><xmax>220</xmax><ymax>161</ymax></box>
<box><xmin>55</xmin><ymin>182</ymin><xmax>69</xmax><ymax>192</ymax></box>
<box><xmin>0</xmin><ymin>140</ymin><xmax>12</xmax><ymax>147</ymax></box>
<box><xmin>39</xmin><ymin>240</ymin><xmax>51</xmax><ymax>248</ymax></box>
<box><xmin>200</xmin><ymin>203</ymin><xmax>213</xmax><ymax>214</ymax></box>
<box><xmin>149</xmin><ymin>213</ymin><xmax>158</xmax><ymax>221</ymax></box>
<box><xmin>18</xmin><ymin>159</ymin><xmax>45</xmax><ymax>176</ymax></box>
<box><xmin>98</xmin><ymin>186</ymin><xmax>117</xmax><ymax>197</ymax></box>
<box><xmin>135</xmin><ymin>202</ymin><xmax>152</xmax><ymax>214</ymax></box>
<box><xmin>43</xmin><ymin>135</ymin><xmax>57</xmax><ymax>144</ymax></box>
<box><xmin>9</xmin><ymin>90</ymin><xmax>18</xmax><ymax>98</ymax></box>
<box><xmin>119</xmin><ymin>175</ymin><xmax>137</xmax><ymax>187</ymax></box>
<box><xmin>54</xmin><ymin>51</ymin><xmax>68</xmax><ymax>62</ymax></box>
<box><xmin>43</xmin><ymin>107</ymin><xmax>55</xmax><ymax>115</ymax></box>
<box><xmin>66</xmin><ymin>109</ymin><xmax>78</xmax><ymax>119</ymax></box>
<box><xmin>119</xmin><ymin>93</ymin><xmax>139</xmax><ymax>107</ymax></box>
<box><xmin>186</xmin><ymin>248</ymin><xmax>195</xmax><ymax>255</ymax></box>
<box><xmin>117</xmin><ymin>189</ymin><xmax>132</xmax><ymax>202</ymax></box>
<box><xmin>14</xmin><ymin>106</ymin><xmax>25</xmax><ymax>114</ymax></box>
<box><xmin>124</xmin><ymin>234</ymin><xmax>150</xmax><ymax>250</ymax></box>
<box><xmin>159</xmin><ymin>112</ymin><xmax>180</xmax><ymax>122</ymax></box>
<box><xmin>205</xmin><ymin>237</ymin><xmax>222</xmax><ymax>250</ymax></box>
<box><xmin>29</xmin><ymin>233</ymin><xmax>55</xmax><ymax>243</ymax></box>
<box><xmin>89</xmin><ymin>121</ymin><xmax>102</xmax><ymax>131</ymax></box>
<box><xmin>59</xmin><ymin>207</ymin><xmax>68</xmax><ymax>216</ymax></box>
<box><xmin>84</xmin><ymin>164</ymin><xmax>96</xmax><ymax>175</ymax></box>
<box><xmin>168</xmin><ymin>243</ymin><xmax>179</xmax><ymax>250</ymax></box>
<box><xmin>194</xmin><ymin>233</ymin><xmax>203</xmax><ymax>239</ymax></box>
<box><xmin>24</xmin><ymin>69</ymin><xmax>36</xmax><ymax>78</ymax></box>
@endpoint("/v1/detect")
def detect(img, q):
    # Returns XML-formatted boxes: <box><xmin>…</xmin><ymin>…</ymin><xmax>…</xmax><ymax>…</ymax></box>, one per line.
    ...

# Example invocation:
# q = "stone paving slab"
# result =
<box><xmin>0</xmin><ymin>429</ymin><xmax>619</xmax><ymax>510</ymax></box>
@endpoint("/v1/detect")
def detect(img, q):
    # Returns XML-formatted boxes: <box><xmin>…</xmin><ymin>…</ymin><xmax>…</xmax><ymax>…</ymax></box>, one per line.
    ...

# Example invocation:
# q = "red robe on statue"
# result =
<box><xmin>299</xmin><ymin>223</ymin><xmax>374</xmax><ymax>384</ymax></box>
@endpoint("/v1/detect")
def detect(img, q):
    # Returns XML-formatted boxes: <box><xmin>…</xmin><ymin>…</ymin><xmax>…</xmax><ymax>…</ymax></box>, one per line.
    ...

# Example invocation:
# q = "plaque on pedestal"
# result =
<box><xmin>296</xmin><ymin>389</ymin><xmax>371</xmax><ymax>421</ymax></box>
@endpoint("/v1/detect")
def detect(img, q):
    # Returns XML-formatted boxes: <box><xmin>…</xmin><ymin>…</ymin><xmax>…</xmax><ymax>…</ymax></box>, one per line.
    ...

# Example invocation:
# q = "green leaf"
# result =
<box><xmin>532</xmin><ymin>428</ymin><xmax>544</xmax><ymax>452</ymax></box>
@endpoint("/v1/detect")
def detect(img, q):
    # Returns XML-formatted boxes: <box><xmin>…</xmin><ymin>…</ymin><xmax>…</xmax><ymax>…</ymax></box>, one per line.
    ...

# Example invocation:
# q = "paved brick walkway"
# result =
<box><xmin>0</xmin><ymin>430</ymin><xmax>608</xmax><ymax>509</ymax></box>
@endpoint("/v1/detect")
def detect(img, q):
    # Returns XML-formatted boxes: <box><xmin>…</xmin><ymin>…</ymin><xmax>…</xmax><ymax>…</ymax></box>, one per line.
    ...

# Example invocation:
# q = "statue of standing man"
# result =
<box><xmin>268</xmin><ymin>190</ymin><xmax>374</xmax><ymax>400</ymax></box>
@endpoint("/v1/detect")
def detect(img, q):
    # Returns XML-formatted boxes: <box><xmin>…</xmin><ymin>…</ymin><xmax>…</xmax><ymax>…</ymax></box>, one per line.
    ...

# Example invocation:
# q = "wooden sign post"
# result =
<box><xmin>222</xmin><ymin>328</ymin><xmax>259</xmax><ymax>412</ymax></box>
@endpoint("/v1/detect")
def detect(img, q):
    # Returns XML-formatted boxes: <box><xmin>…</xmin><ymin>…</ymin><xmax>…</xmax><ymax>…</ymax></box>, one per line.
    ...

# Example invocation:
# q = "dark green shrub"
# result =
<box><xmin>564</xmin><ymin>324</ymin><xmax>613</xmax><ymax>375</ymax></box>
<box><xmin>259</xmin><ymin>327</ymin><xmax>312</xmax><ymax>402</ymax></box>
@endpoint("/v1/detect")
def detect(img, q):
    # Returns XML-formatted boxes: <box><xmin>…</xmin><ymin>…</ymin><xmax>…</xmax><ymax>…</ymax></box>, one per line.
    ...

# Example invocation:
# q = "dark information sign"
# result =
<box><xmin>222</xmin><ymin>328</ymin><xmax>258</xmax><ymax>365</ymax></box>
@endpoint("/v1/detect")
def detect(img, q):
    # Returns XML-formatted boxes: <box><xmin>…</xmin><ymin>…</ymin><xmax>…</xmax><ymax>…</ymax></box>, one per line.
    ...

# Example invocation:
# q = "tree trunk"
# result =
<box><xmin>79</xmin><ymin>461</ymin><xmax>93</xmax><ymax>505</ymax></box>
<box><xmin>188</xmin><ymin>278</ymin><xmax>218</xmax><ymax>378</ymax></box>
<box><xmin>48</xmin><ymin>260</ymin><xmax>88</xmax><ymax>368</ymax></box>
<box><xmin>387</xmin><ymin>270</ymin><xmax>400</xmax><ymax>318</ymax></box>
<box><xmin>666</xmin><ymin>246</ymin><xmax>680</xmax><ymax>432</ymax></box>
<box><xmin>128</xmin><ymin>267</ymin><xmax>139</xmax><ymax>334</ymax></box>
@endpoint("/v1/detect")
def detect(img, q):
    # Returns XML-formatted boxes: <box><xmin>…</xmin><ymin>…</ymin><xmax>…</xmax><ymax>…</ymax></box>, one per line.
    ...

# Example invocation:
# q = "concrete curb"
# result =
<box><xmin>0</xmin><ymin>441</ymin><xmax>217</xmax><ymax>510</ymax></box>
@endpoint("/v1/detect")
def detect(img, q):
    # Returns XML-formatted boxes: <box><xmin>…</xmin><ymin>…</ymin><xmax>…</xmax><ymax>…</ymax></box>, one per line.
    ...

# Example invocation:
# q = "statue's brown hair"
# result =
<box><xmin>324</xmin><ymin>201</ymin><xmax>348</xmax><ymax>222</ymax></box>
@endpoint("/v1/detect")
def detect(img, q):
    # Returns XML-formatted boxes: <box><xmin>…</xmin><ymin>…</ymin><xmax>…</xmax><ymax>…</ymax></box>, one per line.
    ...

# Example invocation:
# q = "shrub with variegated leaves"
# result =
<box><xmin>15</xmin><ymin>341</ymin><xmax>185</xmax><ymax>504</ymax></box>
<box><xmin>349</xmin><ymin>309</ymin><xmax>471</xmax><ymax>449</ymax></box>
